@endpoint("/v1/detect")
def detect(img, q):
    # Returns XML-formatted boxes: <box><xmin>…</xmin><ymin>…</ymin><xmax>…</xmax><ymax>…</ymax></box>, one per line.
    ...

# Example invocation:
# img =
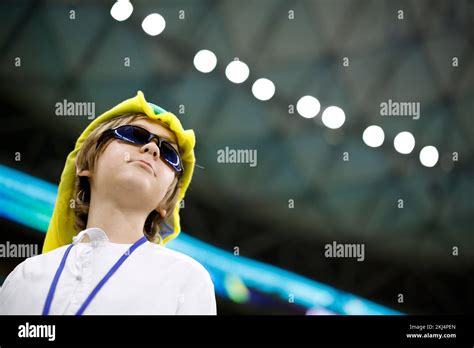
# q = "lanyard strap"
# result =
<box><xmin>42</xmin><ymin>236</ymin><xmax>147</xmax><ymax>315</ymax></box>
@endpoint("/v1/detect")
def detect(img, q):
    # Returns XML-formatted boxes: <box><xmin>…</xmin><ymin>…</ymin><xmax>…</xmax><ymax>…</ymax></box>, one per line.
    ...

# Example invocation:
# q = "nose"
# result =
<box><xmin>140</xmin><ymin>141</ymin><xmax>160</xmax><ymax>159</ymax></box>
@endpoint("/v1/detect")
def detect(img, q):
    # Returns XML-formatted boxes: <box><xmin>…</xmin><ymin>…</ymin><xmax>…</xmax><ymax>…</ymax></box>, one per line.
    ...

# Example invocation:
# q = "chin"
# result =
<box><xmin>110</xmin><ymin>167</ymin><xmax>154</xmax><ymax>191</ymax></box>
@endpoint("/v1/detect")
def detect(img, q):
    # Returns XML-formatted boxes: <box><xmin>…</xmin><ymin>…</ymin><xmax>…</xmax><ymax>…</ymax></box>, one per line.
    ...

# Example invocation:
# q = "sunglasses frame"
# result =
<box><xmin>97</xmin><ymin>125</ymin><xmax>183</xmax><ymax>177</ymax></box>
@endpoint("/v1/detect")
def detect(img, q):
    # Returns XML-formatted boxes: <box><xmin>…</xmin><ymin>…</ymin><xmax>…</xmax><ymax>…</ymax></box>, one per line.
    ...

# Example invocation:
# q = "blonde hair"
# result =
<box><xmin>73</xmin><ymin>113</ymin><xmax>181</xmax><ymax>244</ymax></box>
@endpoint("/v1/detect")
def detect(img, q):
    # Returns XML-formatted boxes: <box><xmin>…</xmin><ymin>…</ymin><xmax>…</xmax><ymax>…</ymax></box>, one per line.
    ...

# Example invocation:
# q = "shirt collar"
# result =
<box><xmin>73</xmin><ymin>227</ymin><xmax>109</xmax><ymax>246</ymax></box>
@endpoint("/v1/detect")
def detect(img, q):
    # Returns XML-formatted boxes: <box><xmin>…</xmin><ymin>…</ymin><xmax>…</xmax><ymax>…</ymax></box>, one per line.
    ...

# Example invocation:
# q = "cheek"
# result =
<box><xmin>155</xmin><ymin>162</ymin><xmax>176</xmax><ymax>193</ymax></box>
<box><xmin>95</xmin><ymin>141</ymin><xmax>133</xmax><ymax>181</ymax></box>
<box><xmin>97</xmin><ymin>142</ymin><xmax>131</xmax><ymax>172</ymax></box>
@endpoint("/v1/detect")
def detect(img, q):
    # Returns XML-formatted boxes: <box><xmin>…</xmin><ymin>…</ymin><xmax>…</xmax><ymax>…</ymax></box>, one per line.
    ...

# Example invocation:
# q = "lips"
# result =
<box><xmin>134</xmin><ymin>160</ymin><xmax>155</xmax><ymax>176</ymax></box>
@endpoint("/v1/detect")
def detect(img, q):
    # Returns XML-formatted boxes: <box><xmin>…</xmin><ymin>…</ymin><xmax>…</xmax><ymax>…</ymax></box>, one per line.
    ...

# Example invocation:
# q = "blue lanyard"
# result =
<box><xmin>42</xmin><ymin>235</ymin><xmax>147</xmax><ymax>315</ymax></box>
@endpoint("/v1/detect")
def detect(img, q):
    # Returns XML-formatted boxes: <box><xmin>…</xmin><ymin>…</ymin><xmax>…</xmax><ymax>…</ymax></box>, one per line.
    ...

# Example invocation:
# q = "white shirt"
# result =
<box><xmin>0</xmin><ymin>227</ymin><xmax>217</xmax><ymax>315</ymax></box>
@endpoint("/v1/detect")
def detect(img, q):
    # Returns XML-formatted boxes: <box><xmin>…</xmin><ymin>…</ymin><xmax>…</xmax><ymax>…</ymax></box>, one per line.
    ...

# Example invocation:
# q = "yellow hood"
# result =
<box><xmin>42</xmin><ymin>91</ymin><xmax>196</xmax><ymax>253</ymax></box>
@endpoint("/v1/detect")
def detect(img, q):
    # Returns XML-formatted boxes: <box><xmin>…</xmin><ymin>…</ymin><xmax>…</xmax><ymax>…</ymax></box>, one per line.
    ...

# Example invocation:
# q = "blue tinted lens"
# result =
<box><xmin>116</xmin><ymin>125</ymin><xmax>150</xmax><ymax>144</ymax></box>
<box><xmin>161</xmin><ymin>142</ymin><xmax>182</xmax><ymax>172</ymax></box>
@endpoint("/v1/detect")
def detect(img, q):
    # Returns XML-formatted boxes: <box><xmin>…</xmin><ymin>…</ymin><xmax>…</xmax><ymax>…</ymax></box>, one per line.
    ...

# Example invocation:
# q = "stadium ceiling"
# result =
<box><xmin>0</xmin><ymin>0</ymin><xmax>473</xmax><ymax>269</ymax></box>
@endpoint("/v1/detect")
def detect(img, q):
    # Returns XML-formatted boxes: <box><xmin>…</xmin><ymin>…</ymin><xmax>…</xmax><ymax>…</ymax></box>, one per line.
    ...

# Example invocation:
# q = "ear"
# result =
<box><xmin>75</xmin><ymin>160</ymin><xmax>92</xmax><ymax>178</ymax></box>
<box><xmin>156</xmin><ymin>207</ymin><xmax>167</xmax><ymax>219</ymax></box>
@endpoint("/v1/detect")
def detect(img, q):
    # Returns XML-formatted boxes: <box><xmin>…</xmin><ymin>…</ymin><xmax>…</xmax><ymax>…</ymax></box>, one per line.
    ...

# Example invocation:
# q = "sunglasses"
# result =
<box><xmin>97</xmin><ymin>125</ymin><xmax>183</xmax><ymax>177</ymax></box>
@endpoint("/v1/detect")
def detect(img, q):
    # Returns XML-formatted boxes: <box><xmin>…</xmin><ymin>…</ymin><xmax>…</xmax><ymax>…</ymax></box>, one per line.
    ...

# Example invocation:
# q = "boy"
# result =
<box><xmin>0</xmin><ymin>91</ymin><xmax>217</xmax><ymax>315</ymax></box>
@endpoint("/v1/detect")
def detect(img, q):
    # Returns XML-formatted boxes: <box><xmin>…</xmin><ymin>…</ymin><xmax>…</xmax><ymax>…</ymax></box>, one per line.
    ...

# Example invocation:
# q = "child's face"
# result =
<box><xmin>88</xmin><ymin>118</ymin><xmax>179</xmax><ymax>216</ymax></box>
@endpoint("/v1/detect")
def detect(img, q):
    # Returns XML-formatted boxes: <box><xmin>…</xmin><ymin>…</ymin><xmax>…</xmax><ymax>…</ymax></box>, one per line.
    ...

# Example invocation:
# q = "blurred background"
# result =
<box><xmin>0</xmin><ymin>0</ymin><xmax>473</xmax><ymax>315</ymax></box>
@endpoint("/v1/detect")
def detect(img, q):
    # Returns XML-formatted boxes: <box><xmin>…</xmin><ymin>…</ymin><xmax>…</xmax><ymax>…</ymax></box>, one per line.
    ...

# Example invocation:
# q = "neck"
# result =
<box><xmin>85</xmin><ymin>194</ymin><xmax>148</xmax><ymax>244</ymax></box>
